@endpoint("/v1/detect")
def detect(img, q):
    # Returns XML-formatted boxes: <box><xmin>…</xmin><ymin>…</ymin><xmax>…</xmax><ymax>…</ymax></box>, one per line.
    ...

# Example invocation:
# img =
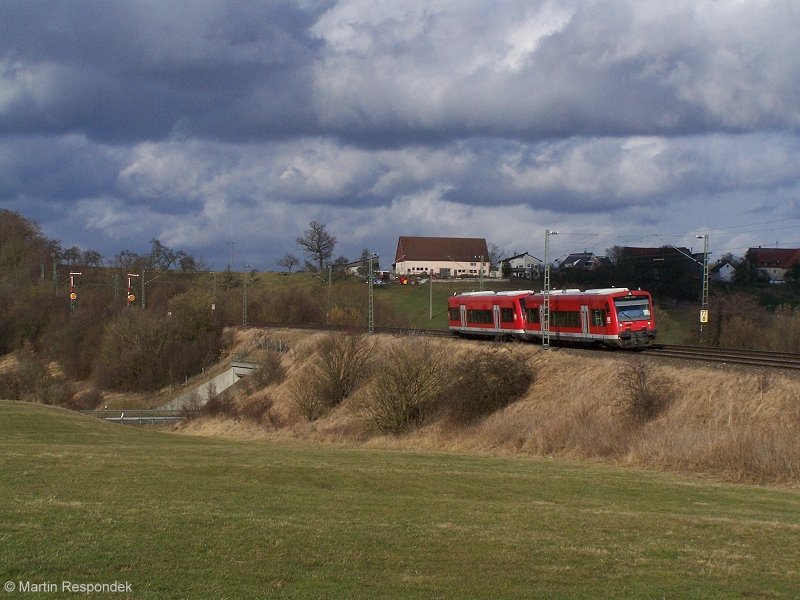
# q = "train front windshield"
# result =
<box><xmin>614</xmin><ymin>297</ymin><xmax>651</xmax><ymax>321</ymax></box>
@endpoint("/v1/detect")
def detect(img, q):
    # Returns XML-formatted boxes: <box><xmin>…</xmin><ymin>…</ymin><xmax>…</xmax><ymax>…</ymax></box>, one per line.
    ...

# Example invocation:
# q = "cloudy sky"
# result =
<box><xmin>2</xmin><ymin>0</ymin><xmax>800</xmax><ymax>270</ymax></box>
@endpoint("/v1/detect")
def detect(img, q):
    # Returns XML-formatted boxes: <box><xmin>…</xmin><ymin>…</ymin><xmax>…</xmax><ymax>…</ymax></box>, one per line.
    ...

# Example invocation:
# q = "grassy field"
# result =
<box><xmin>2</xmin><ymin>401</ymin><xmax>799</xmax><ymax>599</ymax></box>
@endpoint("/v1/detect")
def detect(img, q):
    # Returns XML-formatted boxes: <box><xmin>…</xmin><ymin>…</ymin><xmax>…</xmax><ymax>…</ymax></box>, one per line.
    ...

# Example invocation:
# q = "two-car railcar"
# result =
<box><xmin>447</xmin><ymin>287</ymin><xmax>656</xmax><ymax>348</ymax></box>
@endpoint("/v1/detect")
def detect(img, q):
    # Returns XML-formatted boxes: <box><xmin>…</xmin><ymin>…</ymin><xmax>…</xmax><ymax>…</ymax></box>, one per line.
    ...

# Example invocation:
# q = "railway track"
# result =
<box><xmin>233</xmin><ymin>322</ymin><xmax>800</xmax><ymax>371</ymax></box>
<box><xmin>642</xmin><ymin>345</ymin><xmax>800</xmax><ymax>371</ymax></box>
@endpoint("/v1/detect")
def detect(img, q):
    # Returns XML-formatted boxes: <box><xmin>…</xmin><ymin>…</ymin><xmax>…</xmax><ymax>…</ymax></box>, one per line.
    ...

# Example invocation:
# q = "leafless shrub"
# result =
<box><xmin>287</xmin><ymin>377</ymin><xmax>326</xmax><ymax>422</ymax></box>
<box><xmin>614</xmin><ymin>359</ymin><xmax>675</xmax><ymax>424</ymax></box>
<box><xmin>180</xmin><ymin>392</ymin><xmax>202</xmax><ymax>420</ymax></box>
<box><xmin>200</xmin><ymin>388</ymin><xmax>237</xmax><ymax>418</ymax></box>
<box><xmin>311</xmin><ymin>334</ymin><xmax>372</xmax><ymax>406</ymax></box>
<box><xmin>64</xmin><ymin>387</ymin><xmax>104</xmax><ymax>411</ymax></box>
<box><xmin>358</xmin><ymin>338</ymin><xmax>453</xmax><ymax>434</ymax></box>
<box><xmin>446</xmin><ymin>348</ymin><xmax>536</xmax><ymax>423</ymax></box>
<box><xmin>238</xmin><ymin>394</ymin><xmax>280</xmax><ymax>426</ymax></box>
<box><xmin>245</xmin><ymin>350</ymin><xmax>286</xmax><ymax>391</ymax></box>
<box><xmin>0</xmin><ymin>344</ymin><xmax>74</xmax><ymax>405</ymax></box>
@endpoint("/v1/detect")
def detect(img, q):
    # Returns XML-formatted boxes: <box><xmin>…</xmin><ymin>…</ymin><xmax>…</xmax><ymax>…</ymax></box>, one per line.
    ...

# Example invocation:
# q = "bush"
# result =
<box><xmin>359</xmin><ymin>338</ymin><xmax>452</xmax><ymax>434</ymax></box>
<box><xmin>0</xmin><ymin>345</ymin><xmax>74</xmax><ymax>405</ymax></box>
<box><xmin>200</xmin><ymin>388</ymin><xmax>238</xmax><ymax>419</ymax></box>
<box><xmin>64</xmin><ymin>387</ymin><xmax>104</xmax><ymax>411</ymax></box>
<box><xmin>246</xmin><ymin>350</ymin><xmax>286</xmax><ymax>390</ymax></box>
<box><xmin>614</xmin><ymin>360</ymin><xmax>675</xmax><ymax>424</ymax></box>
<box><xmin>447</xmin><ymin>348</ymin><xmax>535</xmax><ymax>423</ymax></box>
<box><xmin>311</xmin><ymin>334</ymin><xmax>372</xmax><ymax>406</ymax></box>
<box><xmin>93</xmin><ymin>301</ymin><xmax>223</xmax><ymax>393</ymax></box>
<box><xmin>238</xmin><ymin>394</ymin><xmax>280</xmax><ymax>426</ymax></box>
<box><xmin>287</xmin><ymin>376</ymin><xmax>326</xmax><ymax>422</ymax></box>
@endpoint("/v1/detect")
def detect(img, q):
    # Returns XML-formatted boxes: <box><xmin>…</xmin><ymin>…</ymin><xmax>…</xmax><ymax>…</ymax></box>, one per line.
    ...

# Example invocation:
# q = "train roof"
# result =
<box><xmin>454</xmin><ymin>290</ymin><xmax>535</xmax><ymax>298</ymax></box>
<box><xmin>534</xmin><ymin>287</ymin><xmax>638</xmax><ymax>296</ymax></box>
<box><xmin>452</xmin><ymin>287</ymin><xmax>649</xmax><ymax>300</ymax></box>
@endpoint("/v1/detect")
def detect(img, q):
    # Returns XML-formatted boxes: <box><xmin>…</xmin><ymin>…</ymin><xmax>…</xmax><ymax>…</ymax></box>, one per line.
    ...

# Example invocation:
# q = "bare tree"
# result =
<box><xmin>606</xmin><ymin>245</ymin><xmax>625</xmax><ymax>264</ymax></box>
<box><xmin>80</xmin><ymin>249</ymin><xmax>103</xmax><ymax>267</ymax></box>
<box><xmin>277</xmin><ymin>254</ymin><xmax>300</xmax><ymax>273</ymax></box>
<box><xmin>63</xmin><ymin>246</ymin><xmax>81</xmax><ymax>265</ymax></box>
<box><xmin>487</xmin><ymin>242</ymin><xmax>504</xmax><ymax>269</ymax></box>
<box><xmin>296</xmin><ymin>221</ymin><xmax>336</xmax><ymax>272</ymax></box>
<box><xmin>114</xmin><ymin>249</ymin><xmax>148</xmax><ymax>273</ymax></box>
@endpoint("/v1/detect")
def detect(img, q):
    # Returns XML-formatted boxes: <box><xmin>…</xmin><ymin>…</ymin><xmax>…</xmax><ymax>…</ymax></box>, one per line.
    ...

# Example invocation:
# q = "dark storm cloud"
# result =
<box><xmin>2</xmin><ymin>0</ymin><xmax>800</xmax><ymax>267</ymax></box>
<box><xmin>0</xmin><ymin>0</ymin><xmax>325</xmax><ymax>142</ymax></box>
<box><xmin>3</xmin><ymin>0</ymin><xmax>799</xmax><ymax>147</ymax></box>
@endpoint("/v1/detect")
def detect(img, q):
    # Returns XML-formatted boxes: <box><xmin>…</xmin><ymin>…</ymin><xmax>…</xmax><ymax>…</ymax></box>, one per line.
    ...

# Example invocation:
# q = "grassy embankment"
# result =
<box><xmin>2</xmin><ymin>400</ymin><xmax>799</xmax><ymax>599</ymax></box>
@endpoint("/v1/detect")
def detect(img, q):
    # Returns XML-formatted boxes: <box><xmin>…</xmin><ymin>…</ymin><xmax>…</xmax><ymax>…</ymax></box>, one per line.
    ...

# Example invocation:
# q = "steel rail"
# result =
<box><xmin>641</xmin><ymin>345</ymin><xmax>800</xmax><ymax>371</ymax></box>
<box><xmin>230</xmin><ymin>322</ymin><xmax>800</xmax><ymax>371</ymax></box>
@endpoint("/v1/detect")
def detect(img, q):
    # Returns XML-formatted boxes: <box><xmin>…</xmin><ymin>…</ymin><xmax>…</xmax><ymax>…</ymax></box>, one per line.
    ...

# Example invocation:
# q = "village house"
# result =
<box><xmin>745</xmin><ymin>247</ymin><xmax>800</xmax><ymax>283</ymax></box>
<box><xmin>393</xmin><ymin>236</ymin><xmax>490</xmax><ymax>279</ymax></box>
<box><xmin>500</xmin><ymin>252</ymin><xmax>542</xmax><ymax>279</ymax></box>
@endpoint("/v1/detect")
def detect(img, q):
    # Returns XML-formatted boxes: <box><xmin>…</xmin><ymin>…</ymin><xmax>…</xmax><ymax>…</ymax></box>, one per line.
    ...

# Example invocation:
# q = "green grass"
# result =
<box><xmin>2</xmin><ymin>401</ymin><xmax>799</xmax><ymax>598</ymax></box>
<box><xmin>381</xmin><ymin>278</ymin><xmax>528</xmax><ymax>329</ymax></box>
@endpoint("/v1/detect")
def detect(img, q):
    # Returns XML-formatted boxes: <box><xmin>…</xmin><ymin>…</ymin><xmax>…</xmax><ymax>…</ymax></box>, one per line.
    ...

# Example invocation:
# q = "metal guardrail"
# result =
<box><xmin>81</xmin><ymin>409</ymin><xmax>195</xmax><ymax>425</ymax></box>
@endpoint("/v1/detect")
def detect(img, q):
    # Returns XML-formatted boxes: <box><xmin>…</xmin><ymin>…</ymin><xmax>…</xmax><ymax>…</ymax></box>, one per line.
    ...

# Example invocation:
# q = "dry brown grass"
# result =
<box><xmin>178</xmin><ymin>331</ymin><xmax>800</xmax><ymax>486</ymax></box>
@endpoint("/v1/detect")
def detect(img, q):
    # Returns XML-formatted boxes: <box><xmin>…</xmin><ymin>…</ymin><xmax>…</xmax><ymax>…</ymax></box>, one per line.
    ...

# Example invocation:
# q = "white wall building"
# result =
<box><xmin>393</xmin><ymin>236</ymin><xmax>490</xmax><ymax>278</ymax></box>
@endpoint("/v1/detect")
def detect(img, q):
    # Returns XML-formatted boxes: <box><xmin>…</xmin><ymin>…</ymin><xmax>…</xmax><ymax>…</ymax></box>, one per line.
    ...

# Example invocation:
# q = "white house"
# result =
<box><xmin>501</xmin><ymin>252</ymin><xmax>542</xmax><ymax>279</ymax></box>
<box><xmin>393</xmin><ymin>236</ymin><xmax>490</xmax><ymax>278</ymax></box>
<box><xmin>711</xmin><ymin>261</ymin><xmax>736</xmax><ymax>283</ymax></box>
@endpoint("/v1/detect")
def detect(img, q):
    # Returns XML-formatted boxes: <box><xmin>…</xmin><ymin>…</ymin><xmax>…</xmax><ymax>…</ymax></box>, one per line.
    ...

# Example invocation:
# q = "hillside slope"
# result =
<box><xmin>180</xmin><ymin>328</ymin><xmax>800</xmax><ymax>486</ymax></box>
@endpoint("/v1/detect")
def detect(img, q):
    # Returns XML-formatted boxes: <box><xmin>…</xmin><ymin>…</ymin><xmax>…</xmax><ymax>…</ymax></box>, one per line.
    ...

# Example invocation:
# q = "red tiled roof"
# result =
<box><xmin>747</xmin><ymin>247</ymin><xmax>800</xmax><ymax>268</ymax></box>
<box><xmin>620</xmin><ymin>246</ymin><xmax>692</xmax><ymax>258</ymax></box>
<box><xmin>395</xmin><ymin>236</ymin><xmax>489</xmax><ymax>262</ymax></box>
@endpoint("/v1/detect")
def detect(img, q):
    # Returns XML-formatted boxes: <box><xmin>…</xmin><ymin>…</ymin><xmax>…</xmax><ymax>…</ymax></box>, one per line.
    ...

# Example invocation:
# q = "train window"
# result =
<box><xmin>500</xmin><ymin>308</ymin><xmax>514</xmax><ymax>322</ymax></box>
<box><xmin>614</xmin><ymin>297</ymin><xmax>651</xmax><ymax>321</ymax></box>
<box><xmin>448</xmin><ymin>308</ymin><xmax>460</xmax><ymax>321</ymax></box>
<box><xmin>526</xmin><ymin>308</ymin><xmax>540</xmax><ymax>323</ymax></box>
<box><xmin>467</xmin><ymin>309</ymin><xmax>493</xmax><ymax>324</ymax></box>
<box><xmin>552</xmin><ymin>311</ymin><xmax>581</xmax><ymax>328</ymax></box>
<box><xmin>591</xmin><ymin>309</ymin><xmax>606</xmax><ymax>327</ymax></box>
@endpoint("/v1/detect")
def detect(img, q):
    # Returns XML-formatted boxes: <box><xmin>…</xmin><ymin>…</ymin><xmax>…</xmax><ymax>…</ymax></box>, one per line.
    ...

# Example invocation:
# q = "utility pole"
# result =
<box><xmin>212</xmin><ymin>271</ymin><xmax>217</xmax><ymax>311</ymax></box>
<box><xmin>327</xmin><ymin>264</ymin><xmax>332</xmax><ymax>326</ymax></box>
<box><xmin>696</xmin><ymin>234</ymin><xmax>710</xmax><ymax>343</ymax></box>
<box><xmin>479</xmin><ymin>254</ymin><xmax>484</xmax><ymax>291</ymax></box>
<box><xmin>543</xmin><ymin>230</ymin><xmax>559</xmax><ymax>348</ymax></box>
<box><xmin>52</xmin><ymin>257</ymin><xmax>58</xmax><ymax>296</ymax></box>
<box><xmin>429</xmin><ymin>269</ymin><xmax>433</xmax><ymax>319</ymax></box>
<box><xmin>368</xmin><ymin>253</ymin><xmax>377</xmax><ymax>333</ymax></box>
<box><xmin>141</xmin><ymin>269</ymin><xmax>146</xmax><ymax>309</ymax></box>
<box><xmin>226</xmin><ymin>241</ymin><xmax>238</xmax><ymax>270</ymax></box>
<box><xmin>242</xmin><ymin>265</ymin><xmax>252</xmax><ymax>325</ymax></box>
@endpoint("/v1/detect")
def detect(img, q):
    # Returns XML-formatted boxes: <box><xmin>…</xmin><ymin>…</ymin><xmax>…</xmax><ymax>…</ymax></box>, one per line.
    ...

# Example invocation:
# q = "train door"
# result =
<box><xmin>493</xmin><ymin>305</ymin><xmax>501</xmax><ymax>331</ymax></box>
<box><xmin>459</xmin><ymin>305</ymin><xmax>467</xmax><ymax>328</ymax></box>
<box><xmin>580</xmin><ymin>305</ymin><xmax>590</xmax><ymax>336</ymax></box>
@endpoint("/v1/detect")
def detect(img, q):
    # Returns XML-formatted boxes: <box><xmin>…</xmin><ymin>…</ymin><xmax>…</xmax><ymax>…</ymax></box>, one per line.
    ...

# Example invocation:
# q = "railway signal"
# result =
<box><xmin>69</xmin><ymin>272</ymin><xmax>82</xmax><ymax>312</ymax></box>
<box><xmin>126</xmin><ymin>273</ymin><xmax>140</xmax><ymax>306</ymax></box>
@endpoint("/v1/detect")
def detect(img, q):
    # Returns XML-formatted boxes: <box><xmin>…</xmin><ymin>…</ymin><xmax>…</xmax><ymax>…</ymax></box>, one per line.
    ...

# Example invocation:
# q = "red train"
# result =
<box><xmin>447</xmin><ymin>287</ymin><xmax>656</xmax><ymax>348</ymax></box>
